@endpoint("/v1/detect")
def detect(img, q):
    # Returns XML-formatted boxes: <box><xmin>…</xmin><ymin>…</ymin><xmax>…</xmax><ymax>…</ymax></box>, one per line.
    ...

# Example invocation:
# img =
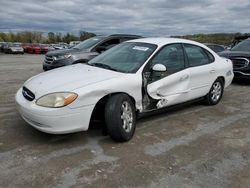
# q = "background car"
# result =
<box><xmin>26</xmin><ymin>44</ymin><xmax>41</xmax><ymax>54</ymax></box>
<box><xmin>0</xmin><ymin>42</ymin><xmax>7</xmax><ymax>52</ymax></box>
<box><xmin>43</xmin><ymin>34</ymin><xmax>142</xmax><ymax>71</ymax></box>
<box><xmin>47</xmin><ymin>43</ymin><xmax>69</xmax><ymax>51</ymax></box>
<box><xmin>7</xmin><ymin>43</ymin><xmax>24</xmax><ymax>54</ymax></box>
<box><xmin>204</xmin><ymin>43</ymin><xmax>226</xmax><ymax>53</ymax></box>
<box><xmin>3</xmin><ymin>42</ymin><xmax>24</xmax><ymax>54</ymax></box>
<box><xmin>69</xmin><ymin>41</ymin><xmax>81</xmax><ymax>48</ymax></box>
<box><xmin>231</xmin><ymin>33</ymin><xmax>250</xmax><ymax>48</ymax></box>
<box><xmin>16</xmin><ymin>38</ymin><xmax>233</xmax><ymax>142</ymax></box>
<box><xmin>219</xmin><ymin>38</ymin><xmax>250</xmax><ymax>80</ymax></box>
<box><xmin>2</xmin><ymin>42</ymin><xmax>12</xmax><ymax>53</ymax></box>
<box><xmin>22</xmin><ymin>43</ymin><xmax>31</xmax><ymax>53</ymax></box>
<box><xmin>40</xmin><ymin>44</ymin><xmax>49</xmax><ymax>54</ymax></box>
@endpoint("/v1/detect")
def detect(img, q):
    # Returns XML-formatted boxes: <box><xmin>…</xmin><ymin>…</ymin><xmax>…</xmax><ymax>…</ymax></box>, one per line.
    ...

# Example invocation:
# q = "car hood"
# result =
<box><xmin>24</xmin><ymin>64</ymin><xmax>123</xmax><ymax>98</ymax></box>
<box><xmin>10</xmin><ymin>47</ymin><xmax>23</xmax><ymax>50</ymax></box>
<box><xmin>218</xmin><ymin>50</ymin><xmax>250</xmax><ymax>58</ymax></box>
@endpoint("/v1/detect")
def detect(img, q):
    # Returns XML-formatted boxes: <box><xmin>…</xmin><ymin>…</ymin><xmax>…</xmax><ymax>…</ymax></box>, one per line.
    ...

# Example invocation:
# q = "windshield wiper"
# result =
<box><xmin>90</xmin><ymin>63</ymin><xmax>119</xmax><ymax>72</ymax></box>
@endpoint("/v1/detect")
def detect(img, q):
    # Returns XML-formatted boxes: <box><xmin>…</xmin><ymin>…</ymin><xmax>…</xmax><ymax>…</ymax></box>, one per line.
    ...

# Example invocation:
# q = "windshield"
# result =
<box><xmin>88</xmin><ymin>42</ymin><xmax>157</xmax><ymax>73</ymax></box>
<box><xmin>73</xmin><ymin>37</ymin><xmax>104</xmax><ymax>50</ymax></box>
<box><xmin>10</xmin><ymin>43</ymin><xmax>21</xmax><ymax>47</ymax></box>
<box><xmin>231</xmin><ymin>39</ymin><xmax>250</xmax><ymax>51</ymax></box>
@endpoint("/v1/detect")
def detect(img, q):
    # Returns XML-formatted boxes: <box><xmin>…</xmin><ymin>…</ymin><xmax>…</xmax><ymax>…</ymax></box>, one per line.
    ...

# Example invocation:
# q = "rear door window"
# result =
<box><xmin>184</xmin><ymin>44</ymin><xmax>212</xmax><ymax>67</ymax></box>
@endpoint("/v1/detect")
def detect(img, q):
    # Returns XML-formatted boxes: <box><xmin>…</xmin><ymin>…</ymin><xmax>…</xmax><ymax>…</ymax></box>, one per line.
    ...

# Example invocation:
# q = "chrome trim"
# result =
<box><xmin>231</xmin><ymin>57</ymin><xmax>249</xmax><ymax>69</ymax></box>
<box><xmin>234</xmin><ymin>71</ymin><xmax>250</xmax><ymax>76</ymax></box>
<box><xmin>45</xmin><ymin>55</ymin><xmax>54</xmax><ymax>64</ymax></box>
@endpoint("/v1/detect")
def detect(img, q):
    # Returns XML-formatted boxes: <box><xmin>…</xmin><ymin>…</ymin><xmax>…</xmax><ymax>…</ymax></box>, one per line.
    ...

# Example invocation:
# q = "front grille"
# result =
<box><xmin>45</xmin><ymin>55</ymin><xmax>54</xmax><ymax>64</ymax></box>
<box><xmin>22</xmin><ymin>87</ymin><xmax>35</xmax><ymax>101</ymax></box>
<box><xmin>231</xmin><ymin>57</ymin><xmax>249</xmax><ymax>69</ymax></box>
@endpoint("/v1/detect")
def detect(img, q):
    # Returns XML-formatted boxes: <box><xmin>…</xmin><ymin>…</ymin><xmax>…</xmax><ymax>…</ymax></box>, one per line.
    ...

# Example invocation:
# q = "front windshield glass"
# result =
<box><xmin>231</xmin><ymin>39</ymin><xmax>250</xmax><ymax>51</ymax></box>
<box><xmin>88</xmin><ymin>42</ymin><xmax>157</xmax><ymax>73</ymax></box>
<box><xmin>10</xmin><ymin>43</ymin><xmax>21</xmax><ymax>47</ymax></box>
<box><xmin>73</xmin><ymin>37</ymin><xmax>104</xmax><ymax>50</ymax></box>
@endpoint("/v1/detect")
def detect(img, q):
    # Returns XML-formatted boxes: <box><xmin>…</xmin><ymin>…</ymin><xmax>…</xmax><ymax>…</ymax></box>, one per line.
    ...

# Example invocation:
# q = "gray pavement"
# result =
<box><xmin>0</xmin><ymin>54</ymin><xmax>250</xmax><ymax>188</ymax></box>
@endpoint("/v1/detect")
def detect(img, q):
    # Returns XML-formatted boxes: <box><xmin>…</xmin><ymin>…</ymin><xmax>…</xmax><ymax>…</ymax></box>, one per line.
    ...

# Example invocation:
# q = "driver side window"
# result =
<box><xmin>99</xmin><ymin>39</ymin><xmax>120</xmax><ymax>49</ymax></box>
<box><xmin>151</xmin><ymin>43</ymin><xmax>185</xmax><ymax>75</ymax></box>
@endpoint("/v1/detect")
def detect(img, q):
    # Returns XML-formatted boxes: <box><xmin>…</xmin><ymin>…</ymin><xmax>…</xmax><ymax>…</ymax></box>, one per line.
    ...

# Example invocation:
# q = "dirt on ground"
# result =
<box><xmin>0</xmin><ymin>54</ymin><xmax>250</xmax><ymax>188</ymax></box>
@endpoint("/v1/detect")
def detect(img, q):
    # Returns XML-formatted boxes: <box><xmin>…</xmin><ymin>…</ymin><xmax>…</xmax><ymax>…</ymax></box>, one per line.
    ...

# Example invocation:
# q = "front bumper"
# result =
<box><xmin>43</xmin><ymin>63</ymin><xmax>64</xmax><ymax>71</ymax></box>
<box><xmin>233</xmin><ymin>71</ymin><xmax>250</xmax><ymax>79</ymax></box>
<box><xmin>15</xmin><ymin>88</ymin><xmax>95</xmax><ymax>134</ymax></box>
<box><xmin>43</xmin><ymin>58</ymin><xmax>73</xmax><ymax>71</ymax></box>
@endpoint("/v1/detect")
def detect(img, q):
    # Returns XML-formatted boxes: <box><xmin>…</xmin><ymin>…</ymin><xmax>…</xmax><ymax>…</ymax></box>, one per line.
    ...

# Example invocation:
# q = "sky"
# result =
<box><xmin>0</xmin><ymin>0</ymin><xmax>249</xmax><ymax>36</ymax></box>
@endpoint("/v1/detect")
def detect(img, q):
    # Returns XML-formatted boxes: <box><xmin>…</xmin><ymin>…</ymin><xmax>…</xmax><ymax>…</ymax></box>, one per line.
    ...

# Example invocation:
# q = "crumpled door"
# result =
<box><xmin>147</xmin><ymin>69</ymin><xmax>190</xmax><ymax>108</ymax></box>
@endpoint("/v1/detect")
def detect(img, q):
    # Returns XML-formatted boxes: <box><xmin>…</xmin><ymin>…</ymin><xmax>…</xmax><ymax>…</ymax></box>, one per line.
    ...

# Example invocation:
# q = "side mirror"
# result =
<box><xmin>152</xmin><ymin>64</ymin><xmax>167</xmax><ymax>72</ymax></box>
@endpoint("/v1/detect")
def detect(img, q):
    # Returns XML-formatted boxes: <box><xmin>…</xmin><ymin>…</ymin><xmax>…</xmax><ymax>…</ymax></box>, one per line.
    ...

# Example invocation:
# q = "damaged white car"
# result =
<box><xmin>16</xmin><ymin>38</ymin><xmax>234</xmax><ymax>142</ymax></box>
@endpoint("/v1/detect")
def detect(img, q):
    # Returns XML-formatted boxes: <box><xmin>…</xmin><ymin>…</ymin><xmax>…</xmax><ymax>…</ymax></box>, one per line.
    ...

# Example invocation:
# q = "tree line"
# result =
<box><xmin>171</xmin><ymin>33</ymin><xmax>247</xmax><ymax>45</ymax></box>
<box><xmin>0</xmin><ymin>31</ymin><xmax>96</xmax><ymax>44</ymax></box>
<box><xmin>0</xmin><ymin>31</ymin><xmax>248</xmax><ymax>45</ymax></box>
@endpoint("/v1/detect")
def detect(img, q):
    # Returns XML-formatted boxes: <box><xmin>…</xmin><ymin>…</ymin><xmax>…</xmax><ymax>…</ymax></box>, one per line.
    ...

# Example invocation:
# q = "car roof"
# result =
<box><xmin>127</xmin><ymin>37</ymin><xmax>204</xmax><ymax>47</ymax></box>
<box><xmin>109</xmin><ymin>34</ymin><xmax>142</xmax><ymax>38</ymax></box>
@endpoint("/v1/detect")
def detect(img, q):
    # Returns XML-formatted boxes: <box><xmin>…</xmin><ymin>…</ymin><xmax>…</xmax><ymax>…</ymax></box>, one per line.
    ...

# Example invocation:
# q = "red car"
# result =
<box><xmin>40</xmin><ymin>44</ymin><xmax>49</xmax><ymax>54</ymax></box>
<box><xmin>26</xmin><ymin>44</ymin><xmax>41</xmax><ymax>54</ymax></box>
<box><xmin>22</xmin><ymin>43</ymin><xmax>32</xmax><ymax>53</ymax></box>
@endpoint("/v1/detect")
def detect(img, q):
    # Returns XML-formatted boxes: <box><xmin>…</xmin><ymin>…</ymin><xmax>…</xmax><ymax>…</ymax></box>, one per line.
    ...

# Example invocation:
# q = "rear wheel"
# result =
<box><xmin>204</xmin><ymin>78</ymin><xmax>224</xmax><ymax>105</ymax></box>
<box><xmin>105</xmin><ymin>94</ymin><xmax>136</xmax><ymax>142</ymax></box>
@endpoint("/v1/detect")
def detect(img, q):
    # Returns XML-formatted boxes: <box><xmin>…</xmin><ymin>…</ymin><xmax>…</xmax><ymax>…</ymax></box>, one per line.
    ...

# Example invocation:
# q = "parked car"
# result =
<box><xmin>69</xmin><ymin>41</ymin><xmax>81</xmax><ymax>48</ymax></box>
<box><xmin>22</xmin><ymin>43</ymin><xmax>31</xmax><ymax>53</ymax></box>
<box><xmin>231</xmin><ymin>33</ymin><xmax>250</xmax><ymax>48</ymax></box>
<box><xmin>4</xmin><ymin>43</ymin><xmax>24</xmax><ymax>54</ymax></box>
<box><xmin>204</xmin><ymin>43</ymin><xmax>226</xmax><ymax>53</ymax></box>
<box><xmin>2</xmin><ymin>42</ymin><xmax>12</xmax><ymax>53</ymax></box>
<box><xmin>16</xmin><ymin>38</ymin><xmax>233</xmax><ymax>142</ymax></box>
<box><xmin>0</xmin><ymin>42</ymin><xmax>7</xmax><ymax>52</ymax></box>
<box><xmin>47</xmin><ymin>44</ymin><xmax>68</xmax><ymax>51</ymax></box>
<box><xmin>43</xmin><ymin>34</ymin><xmax>142</xmax><ymax>71</ymax></box>
<box><xmin>40</xmin><ymin>44</ymin><xmax>49</xmax><ymax>54</ymax></box>
<box><xmin>219</xmin><ymin>38</ymin><xmax>250</xmax><ymax>80</ymax></box>
<box><xmin>26</xmin><ymin>44</ymin><xmax>41</xmax><ymax>54</ymax></box>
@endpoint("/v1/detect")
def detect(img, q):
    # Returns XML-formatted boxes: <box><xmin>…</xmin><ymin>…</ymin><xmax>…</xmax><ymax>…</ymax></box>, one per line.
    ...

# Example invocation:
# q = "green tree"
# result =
<box><xmin>79</xmin><ymin>31</ymin><xmax>96</xmax><ymax>41</ymax></box>
<box><xmin>48</xmin><ymin>32</ymin><xmax>56</xmax><ymax>43</ymax></box>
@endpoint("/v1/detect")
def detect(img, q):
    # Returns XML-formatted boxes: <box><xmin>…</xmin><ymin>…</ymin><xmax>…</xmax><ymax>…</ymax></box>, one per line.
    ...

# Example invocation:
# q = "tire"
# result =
<box><xmin>204</xmin><ymin>78</ymin><xmax>224</xmax><ymax>105</ymax></box>
<box><xmin>105</xmin><ymin>94</ymin><xmax>136</xmax><ymax>142</ymax></box>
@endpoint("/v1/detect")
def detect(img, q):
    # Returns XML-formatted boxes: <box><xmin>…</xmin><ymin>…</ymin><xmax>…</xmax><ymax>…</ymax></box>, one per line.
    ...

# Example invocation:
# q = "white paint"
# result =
<box><xmin>15</xmin><ymin>38</ymin><xmax>234</xmax><ymax>134</ymax></box>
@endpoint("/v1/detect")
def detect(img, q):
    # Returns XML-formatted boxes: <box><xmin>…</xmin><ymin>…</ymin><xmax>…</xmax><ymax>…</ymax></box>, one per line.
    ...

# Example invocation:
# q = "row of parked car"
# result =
<box><xmin>0</xmin><ymin>42</ymin><xmax>24</xmax><ymax>54</ymax></box>
<box><xmin>0</xmin><ymin>42</ymin><xmax>73</xmax><ymax>54</ymax></box>
<box><xmin>42</xmin><ymin>34</ymin><xmax>250</xmax><ymax>80</ymax></box>
<box><xmin>15</xmin><ymin>33</ymin><xmax>250</xmax><ymax>142</ymax></box>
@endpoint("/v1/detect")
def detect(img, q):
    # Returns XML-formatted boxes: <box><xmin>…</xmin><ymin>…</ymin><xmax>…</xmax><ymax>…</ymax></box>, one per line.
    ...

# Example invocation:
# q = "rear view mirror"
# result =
<box><xmin>152</xmin><ymin>64</ymin><xmax>167</xmax><ymax>72</ymax></box>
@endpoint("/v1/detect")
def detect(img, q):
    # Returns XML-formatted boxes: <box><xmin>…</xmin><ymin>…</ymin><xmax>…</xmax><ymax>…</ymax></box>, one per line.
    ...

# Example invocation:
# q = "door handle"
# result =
<box><xmin>180</xmin><ymin>75</ymin><xmax>189</xmax><ymax>81</ymax></box>
<box><xmin>210</xmin><ymin>70</ymin><xmax>216</xmax><ymax>74</ymax></box>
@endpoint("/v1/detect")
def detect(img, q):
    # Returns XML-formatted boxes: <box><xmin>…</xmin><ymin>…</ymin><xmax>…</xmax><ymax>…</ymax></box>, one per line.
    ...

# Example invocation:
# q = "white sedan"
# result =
<box><xmin>16</xmin><ymin>38</ymin><xmax>234</xmax><ymax>142</ymax></box>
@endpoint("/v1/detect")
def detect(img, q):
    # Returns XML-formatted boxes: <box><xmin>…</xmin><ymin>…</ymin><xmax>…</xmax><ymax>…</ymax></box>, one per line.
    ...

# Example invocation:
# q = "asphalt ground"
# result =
<box><xmin>0</xmin><ymin>54</ymin><xmax>250</xmax><ymax>188</ymax></box>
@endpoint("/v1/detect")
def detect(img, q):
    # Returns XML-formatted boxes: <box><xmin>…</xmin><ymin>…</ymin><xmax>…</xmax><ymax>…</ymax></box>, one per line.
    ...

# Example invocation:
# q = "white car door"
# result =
<box><xmin>183</xmin><ymin>44</ymin><xmax>217</xmax><ymax>100</ymax></box>
<box><xmin>146</xmin><ymin>43</ymin><xmax>190</xmax><ymax>108</ymax></box>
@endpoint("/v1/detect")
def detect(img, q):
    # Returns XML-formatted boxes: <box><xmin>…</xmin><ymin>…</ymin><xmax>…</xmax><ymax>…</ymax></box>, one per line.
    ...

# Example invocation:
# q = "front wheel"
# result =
<box><xmin>105</xmin><ymin>94</ymin><xmax>136</xmax><ymax>142</ymax></box>
<box><xmin>204</xmin><ymin>78</ymin><xmax>224</xmax><ymax>105</ymax></box>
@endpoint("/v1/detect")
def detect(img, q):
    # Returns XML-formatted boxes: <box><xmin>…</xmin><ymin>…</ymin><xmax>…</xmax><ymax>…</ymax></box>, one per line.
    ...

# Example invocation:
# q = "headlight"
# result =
<box><xmin>54</xmin><ymin>54</ymin><xmax>71</xmax><ymax>60</ymax></box>
<box><xmin>36</xmin><ymin>92</ymin><xmax>78</xmax><ymax>108</ymax></box>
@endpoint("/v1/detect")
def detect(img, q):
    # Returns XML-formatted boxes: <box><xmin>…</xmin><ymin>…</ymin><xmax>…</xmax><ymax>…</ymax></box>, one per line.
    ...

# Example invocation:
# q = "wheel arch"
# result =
<box><xmin>90</xmin><ymin>92</ymin><xmax>137</xmax><ymax>122</ymax></box>
<box><xmin>216</xmin><ymin>76</ymin><xmax>225</xmax><ymax>87</ymax></box>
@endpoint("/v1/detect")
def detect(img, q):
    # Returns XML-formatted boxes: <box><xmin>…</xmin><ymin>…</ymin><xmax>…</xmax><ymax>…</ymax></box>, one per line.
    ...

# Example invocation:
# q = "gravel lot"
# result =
<box><xmin>0</xmin><ymin>54</ymin><xmax>250</xmax><ymax>188</ymax></box>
